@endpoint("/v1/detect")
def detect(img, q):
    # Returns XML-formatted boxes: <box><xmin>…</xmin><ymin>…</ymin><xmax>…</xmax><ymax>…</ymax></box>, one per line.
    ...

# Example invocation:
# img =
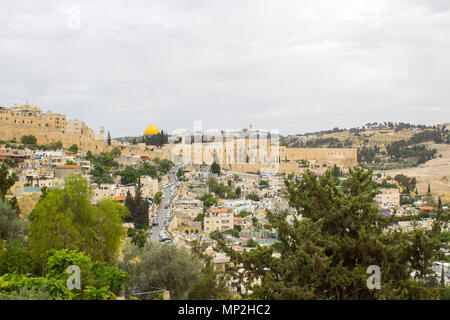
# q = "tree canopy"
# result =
<box><xmin>216</xmin><ymin>167</ymin><xmax>445</xmax><ymax>299</ymax></box>
<box><xmin>119</xmin><ymin>241</ymin><xmax>203</xmax><ymax>299</ymax></box>
<box><xmin>29</xmin><ymin>174</ymin><xmax>129</xmax><ymax>263</ymax></box>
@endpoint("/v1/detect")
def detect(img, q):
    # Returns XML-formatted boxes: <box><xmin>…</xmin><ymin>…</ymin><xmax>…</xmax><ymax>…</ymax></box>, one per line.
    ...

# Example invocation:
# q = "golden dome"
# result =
<box><xmin>144</xmin><ymin>125</ymin><xmax>159</xmax><ymax>135</ymax></box>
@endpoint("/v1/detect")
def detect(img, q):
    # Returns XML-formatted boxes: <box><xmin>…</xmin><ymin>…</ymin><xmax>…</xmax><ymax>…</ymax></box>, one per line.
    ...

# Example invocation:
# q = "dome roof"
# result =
<box><xmin>144</xmin><ymin>125</ymin><xmax>159</xmax><ymax>135</ymax></box>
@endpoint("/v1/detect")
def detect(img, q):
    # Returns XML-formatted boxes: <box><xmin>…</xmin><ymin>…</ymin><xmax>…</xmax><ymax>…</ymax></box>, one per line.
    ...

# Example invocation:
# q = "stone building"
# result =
<box><xmin>53</xmin><ymin>165</ymin><xmax>82</xmax><ymax>179</ymax></box>
<box><xmin>375</xmin><ymin>188</ymin><xmax>400</xmax><ymax>208</ymax></box>
<box><xmin>203</xmin><ymin>208</ymin><xmax>234</xmax><ymax>233</ymax></box>
<box><xmin>0</xmin><ymin>104</ymin><xmax>106</xmax><ymax>154</ymax></box>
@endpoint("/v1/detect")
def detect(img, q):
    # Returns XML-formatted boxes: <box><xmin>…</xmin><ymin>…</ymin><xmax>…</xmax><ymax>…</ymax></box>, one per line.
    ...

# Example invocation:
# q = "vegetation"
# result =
<box><xmin>259</xmin><ymin>180</ymin><xmax>269</xmax><ymax>187</ymax></box>
<box><xmin>127</xmin><ymin>228</ymin><xmax>147</xmax><ymax>248</ymax></box>
<box><xmin>246</xmin><ymin>193</ymin><xmax>260</xmax><ymax>202</ymax></box>
<box><xmin>119</xmin><ymin>241</ymin><xmax>202</xmax><ymax>299</ymax></box>
<box><xmin>188</xmin><ymin>240</ymin><xmax>233</xmax><ymax>300</ymax></box>
<box><xmin>215</xmin><ymin>167</ymin><xmax>447</xmax><ymax>299</ymax></box>
<box><xmin>357</xmin><ymin>146</ymin><xmax>379</xmax><ymax>164</ymax></box>
<box><xmin>211</xmin><ymin>161</ymin><xmax>221</xmax><ymax>175</ymax></box>
<box><xmin>0</xmin><ymin>174</ymin><xmax>130</xmax><ymax>300</ymax></box>
<box><xmin>142</xmin><ymin>131</ymin><xmax>169</xmax><ymax>147</ymax></box>
<box><xmin>20</xmin><ymin>135</ymin><xmax>37</xmax><ymax>145</ymax></box>
<box><xmin>153</xmin><ymin>191</ymin><xmax>162</xmax><ymax>206</ymax></box>
<box><xmin>0</xmin><ymin>162</ymin><xmax>17</xmax><ymax>198</ymax></box>
<box><xmin>200</xmin><ymin>193</ymin><xmax>219</xmax><ymax>208</ymax></box>
<box><xmin>68</xmin><ymin>144</ymin><xmax>79</xmax><ymax>154</ymax></box>
<box><xmin>0</xmin><ymin>249</ymin><xmax>129</xmax><ymax>300</ymax></box>
<box><xmin>0</xmin><ymin>200</ymin><xmax>28</xmax><ymax>242</ymax></box>
<box><xmin>119</xmin><ymin>167</ymin><xmax>140</xmax><ymax>185</ymax></box>
<box><xmin>123</xmin><ymin>184</ymin><xmax>149</xmax><ymax>228</ymax></box>
<box><xmin>176</xmin><ymin>168</ymin><xmax>185</xmax><ymax>180</ymax></box>
<box><xmin>28</xmin><ymin>174</ymin><xmax>129</xmax><ymax>263</ymax></box>
<box><xmin>394</xmin><ymin>174</ymin><xmax>417</xmax><ymax>194</ymax></box>
<box><xmin>87</xmin><ymin>152</ymin><xmax>118</xmax><ymax>184</ymax></box>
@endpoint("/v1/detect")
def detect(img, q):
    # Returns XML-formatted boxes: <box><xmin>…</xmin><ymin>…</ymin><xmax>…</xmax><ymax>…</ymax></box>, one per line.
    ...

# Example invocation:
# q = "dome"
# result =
<box><xmin>144</xmin><ymin>125</ymin><xmax>160</xmax><ymax>135</ymax></box>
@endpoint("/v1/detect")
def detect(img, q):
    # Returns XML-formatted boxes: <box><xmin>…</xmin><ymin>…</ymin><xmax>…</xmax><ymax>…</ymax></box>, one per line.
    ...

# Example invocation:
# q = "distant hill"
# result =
<box><xmin>281</xmin><ymin>122</ymin><xmax>449</xmax><ymax>170</ymax></box>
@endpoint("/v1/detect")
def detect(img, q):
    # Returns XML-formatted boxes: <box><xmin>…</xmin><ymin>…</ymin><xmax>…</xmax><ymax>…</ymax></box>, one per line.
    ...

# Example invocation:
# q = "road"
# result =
<box><xmin>149</xmin><ymin>166</ymin><xmax>180</xmax><ymax>243</ymax></box>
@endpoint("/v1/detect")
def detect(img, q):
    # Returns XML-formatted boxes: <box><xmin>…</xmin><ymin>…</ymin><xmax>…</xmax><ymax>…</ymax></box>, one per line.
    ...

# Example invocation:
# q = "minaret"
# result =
<box><xmin>100</xmin><ymin>127</ymin><xmax>105</xmax><ymax>140</ymax></box>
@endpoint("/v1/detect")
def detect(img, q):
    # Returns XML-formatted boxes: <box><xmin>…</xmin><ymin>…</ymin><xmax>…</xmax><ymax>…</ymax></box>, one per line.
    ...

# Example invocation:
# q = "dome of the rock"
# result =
<box><xmin>144</xmin><ymin>125</ymin><xmax>159</xmax><ymax>135</ymax></box>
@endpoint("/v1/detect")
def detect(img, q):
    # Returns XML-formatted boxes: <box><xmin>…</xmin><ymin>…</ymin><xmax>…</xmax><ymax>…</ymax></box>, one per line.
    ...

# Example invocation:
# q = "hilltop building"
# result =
<box><xmin>0</xmin><ymin>104</ymin><xmax>106</xmax><ymax>154</ymax></box>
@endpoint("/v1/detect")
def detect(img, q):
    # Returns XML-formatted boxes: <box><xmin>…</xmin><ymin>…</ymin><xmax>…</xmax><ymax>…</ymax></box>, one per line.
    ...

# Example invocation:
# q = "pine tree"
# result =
<box><xmin>123</xmin><ymin>190</ymin><xmax>134</xmax><ymax>223</ymax></box>
<box><xmin>211</xmin><ymin>161</ymin><xmax>221</xmax><ymax>175</ymax></box>
<box><xmin>107</xmin><ymin>132</ymin><xmax>112</xmax><ymax>146</ymax></box>
<box><xmin>124</xmin><ymin>183</ymin><xmax>149</xmax><ymax>228</ymax></box>
<box><xmin>216</xmin><ymin>167</ymin><xmax>444</xmax><ymax>299</ymax></box>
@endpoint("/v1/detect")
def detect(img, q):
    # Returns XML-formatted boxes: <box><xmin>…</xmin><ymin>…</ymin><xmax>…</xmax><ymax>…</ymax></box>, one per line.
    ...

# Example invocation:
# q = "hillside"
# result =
<box><xmin>384</xmin><ymin>143</ymin><xmax>450</xmax><ymax>203</ymax></box>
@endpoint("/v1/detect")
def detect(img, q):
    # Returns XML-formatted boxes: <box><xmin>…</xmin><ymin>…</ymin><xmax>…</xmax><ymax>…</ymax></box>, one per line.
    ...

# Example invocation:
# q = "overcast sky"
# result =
<box><xmin>0</xmin><ymin>0</ymin><xmax>449</xmax><ymax>137</ymax></box>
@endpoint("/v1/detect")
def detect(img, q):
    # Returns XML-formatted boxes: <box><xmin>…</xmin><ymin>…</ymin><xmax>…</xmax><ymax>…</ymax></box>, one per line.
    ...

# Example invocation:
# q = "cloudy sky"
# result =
<box><xmin>0</xmin><ymin>0</ymin><xmax>449</xmax><ymax>137</ymax></box>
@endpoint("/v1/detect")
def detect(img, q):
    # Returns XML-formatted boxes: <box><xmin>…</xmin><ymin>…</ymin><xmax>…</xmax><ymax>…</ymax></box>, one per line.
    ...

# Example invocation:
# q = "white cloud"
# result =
<box><xmin>0</xmin><ymin>0</ymin><xmax>449</xmax><ymax>136</ymax></box>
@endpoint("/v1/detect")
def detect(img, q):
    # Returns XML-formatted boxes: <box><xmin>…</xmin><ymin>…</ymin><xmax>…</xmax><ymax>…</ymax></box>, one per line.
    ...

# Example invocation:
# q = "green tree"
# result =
<box><xmin>0</xmin><ymin>249</ymin><xmax>129</xmax><ymax>300</ymax></box>
<box><xmin>111</xmin><ymin>146</ymin><xmax>121</xmax><ymax>158</ymax></box>
<box><xmin>123</xmin><ymin>184</ymin><xmax>149</xmax><ymax>228</ymax></box>
<box><xmin>245</xmin><ymin>239</ymin><xmax>257</xmax><ymax>247</ymax></box>
<box><xmin>331</xmin><ymin>164</ymin><xmax>342</xmax><ymax>181</ymax></box>
<box><xmin>211</xmin><ymin>161</ymin><xmax>221</xmax><ymax>175</ymax></box>
<box><xmin>226</xmin><ymin>190</ymin><xmax>237</xmax><ymax>199</ymax></box>
<box><xmin>157</xmin><ymin>159</ymin><xmax>173</xmax><ymax>175</ymax></box>
<box><xmin>0</xmin><ymin>240</ymin><xmax>37</xmax><ymax>276</ymax></box>
<box><xmin>0</xmin><ymin>199</ymin><xmax>28</xmax><ymax>242</ymax></box>
<box><xmin>0</xmin><ymin>162</ymin><xmax>17</xmax><ymax>198</ymax></box>
<box><xmin>119</xmin><ymin>241</ymin><xmax>202</xmax><ymax>299</ymax></box>
<box><xmin>153</xmin><ymin>191</ymin><xmax>162</xmax><ymax>206</ymax></box>
<box><xmin>20</xmin><ymin>135</ymin><xmax>37</xmax><ymax>145</ymax></box>
<box><xmin>235</xmin><ymin>186</ymin><xmax>242</xmax><ymax>198</ymax></box>
<box><xmin>51</xmin><ymin>141</ymin><xmax>63</xmax><ymax>150</ymax></box>
<box><xmin>120</xmin><ymin>167</ymin><xmax>140</xmax><ymax>185</ymax></box>
<box><xmin>28</xmin><ymin>175</ymin><xmax>129</xmax><ymax>263</ymax></box>
<box><xmin>216</xmin><ymin>167</ymin><xmax>444</xmax><ymax>299</ymax></box>
<box><xmin>201</xmin><ymin>194</ymin><xmax>218</xmax><ymax>208</ymax></box>
<box><xmin>188</xmin><ymin>240</ymin><xmax>233</xmax><ymax>300</ymax></box>
<box><xmin>130</xmin><ymin>229</ymin><xmax>147</xmax><ymax>248</ymax></box>
<box><xmin>246</xmin><ymin>193</ymin><xmax>260</xmax><ymax>202</ymax></box>
<box><xmin>259</xmin><ymin>180</ymin><xmax>269</xmax><ymax>187</ymax></box>
<box><xmin>107</xmin><ymin>131</ymin><xmax>112</xmax><ymax>146</ymax></box>
<box><xmin>140</xmin><ymin>162</ymin><xmax>158</xmax><ymax>178</ymax></box>
<box><xmin>68</xmin><ymin>144</ymin><xmax>79</xmax><ymax>153</ymax></box>
<box><xmin>176</xmin><ymin>168</ymin><xmax>185</xmax><ymax>180</ymax></box>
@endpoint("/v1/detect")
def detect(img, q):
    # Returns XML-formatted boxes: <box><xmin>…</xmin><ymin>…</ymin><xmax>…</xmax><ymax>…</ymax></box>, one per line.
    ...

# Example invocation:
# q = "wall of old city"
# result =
<box><xmin>0</xmin><ymin>105</ymin><xmax>106</xmax><ymax>154</ymax></box>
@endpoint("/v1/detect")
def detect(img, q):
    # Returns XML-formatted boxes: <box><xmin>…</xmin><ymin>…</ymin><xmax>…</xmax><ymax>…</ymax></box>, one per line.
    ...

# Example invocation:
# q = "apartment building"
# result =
<box><xmin>204</xmin><ymin>208</ymin><xmax>234</xmax><ymax>233</ymax></box>
<box><xmin>375</xmin><ymin>188</ymin><xmax>400</xmax><ymax>208</ymax></box>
